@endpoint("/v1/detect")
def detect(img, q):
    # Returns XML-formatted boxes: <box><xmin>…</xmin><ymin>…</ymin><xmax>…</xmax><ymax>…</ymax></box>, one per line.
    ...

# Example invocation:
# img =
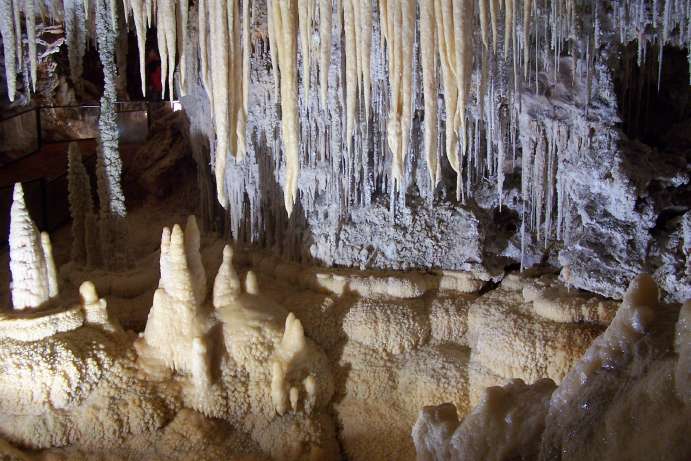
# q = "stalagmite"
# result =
<box><xmin>209</xmin><ymin>0</ymin><xmax>230</xmax><ymax>208</ymax></box>
<box><xmin>420</xmin><ymin>0</ymin><xmax>439</xmax><ymax>185</ymax></box>
<box><xmin>212</xmin><ymin>245</ymin><xmax>241</xmax><ymax>308</ymax></box>
<box><xmin>9</xmin><ymin>184</ymin><xmax>50</xmax><ymax>310</ymax></box>
<box><xmin>68</xmin><ymin>143</ymin><xmax>94</xmax><ymax>265</ymax></box>
<box><xmin>0</xmin><ymin>0</ymin><xmax>17</xmax><ymax>101</ymax></box>
<box><xmin>40</xmin><ymin>232</ymin><xmax>59</xmax><ymax>298</ymax></box>
<box><xmin>184</xmin><ymin>215</ymin><xmax>207</xmax><ymax>305</ymax></box>
<box><xmin>272</xmin><ymin>0</ymin><xmax>300</xmax><ymax>216</ymax></box>
<box><xmin>318</xmin><ymin>0</ymin><xmax>332</xmax><ymax>108</ymax></box>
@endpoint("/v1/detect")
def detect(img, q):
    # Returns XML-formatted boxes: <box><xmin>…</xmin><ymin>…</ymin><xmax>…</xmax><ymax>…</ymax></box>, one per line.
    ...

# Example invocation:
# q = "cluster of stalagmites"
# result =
<box><xmin>1</xmin><ymin>182</ymin><xmax>334</xmax><ymax>458</ymax></box>
<box><xmin>412</xmin><ymin>274</ymin><xmax>691</xmax><ymax>461</ymax></box>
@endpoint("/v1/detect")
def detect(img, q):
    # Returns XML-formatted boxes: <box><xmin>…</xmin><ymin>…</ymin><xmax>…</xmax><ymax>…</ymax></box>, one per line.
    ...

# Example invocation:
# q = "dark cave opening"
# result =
<box><xmin>615</xmin><ymin>44</ymin><xmax>691</xmax><ymax>150</ymax></box>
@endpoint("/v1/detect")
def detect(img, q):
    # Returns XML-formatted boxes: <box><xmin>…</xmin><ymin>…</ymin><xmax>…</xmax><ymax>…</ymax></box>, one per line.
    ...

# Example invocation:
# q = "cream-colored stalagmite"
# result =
<box><xmin>420</xmin><ymin>0</ymin><xmax>439</xmax><ymax>185</ymax></box>
<box><xmin>130</xmin><ymin>0</ymin><xmax>147</xmax><ymax>96</ymax></box>
<box><xmin>318</xmin><ymin>0</ymin><xmax>332</xmax><ymax>108</ymax></box>
<box><xmin>40</xmin><ymin>232</ymin><xmax>59</xmax><ymax>298</ymax></box>
<box><xmin>236</xmin><ymin>0</ymin><xmax>250</xmax><ymax>160</ymax></box>
<box><xmin>0</xmin><ymin>0</ymin><xmax>16</xmax><ymax>101</ymax></box>
<box><xmin>343</xmin><ymin>0</ymin><xmax>357</xmax><ymax>140</ymax></box>
<box><xmin>271</xmin><ymin>0</ymin><xmax>300</xmax><ymax>215</ymax></box>
<box><xmin>297</xmin><ymin>0</ymin><xmax>312</xmax><ymax>97</ymax></box>
<box><xmin>24</xmin><ymin>0</ymin><xmax>36</xmax><ymax>91</ymax></box>
<box><xmin>157</xmin><ymin>0</ymin><xmax>177</xmax><ymax>100</ymax></box>
<box><xmin>435</xmin><ymin>0</ymin><xmax>459</xmax><ymax>173</ymax></box>
<box><xmin>209</xmin><ymin>0</ymin><xmax>230</xmax><ymax>208</ymax></box>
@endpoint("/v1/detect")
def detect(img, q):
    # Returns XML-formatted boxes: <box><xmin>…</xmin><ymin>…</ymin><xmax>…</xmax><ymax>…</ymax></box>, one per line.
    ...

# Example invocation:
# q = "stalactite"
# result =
<box><xmin>318</xmin><ymin>0</ymin><xmax>332</xmax><ymax>108</ymax></box>
<box><xmin>209</xmin><ymin>0</ymin><xmax>231</xmax><ymax>208</ymax></box>
<box><xmin>420</xmin><ymin>0</ymin><xmax>439</xmax><ymax>185</ymax></box>
<box><xmin>24</xmin><ymin>0</ymin><xmax>36</xmax><ymax>91</ymax></box>
<box><xmin>0</xmin><ymin>0</ymin><xmax>17</xmax><ymax>101</ymax></box>
<box><xmin>157</xmin><ymin>0</ymin><xmax>176</xmax><ymax>100</ymax></box>
<box><xmin>359</xmin><ymin>0</ymin><xmax>372</xmax><ymax>119</ymax></box>
<box><xmin>178</xmin><ymin>0</ymin><xmax>189</xmax><ymax>95</ymax></box>
<box><xmin>11</xmin><ymin>0</ymin><xmax>21</xmax><ymax>73</ymax></box>
<box><xmin>271</xmin><ymin>0</ymin><xmax>300</xmax><ymax>216</ymax></box>
<box><xmin>129</xmin><ymin>0</ymin><xmax>147</xmax><ymax>96</ymax></box>
<box><xmin>237</xmin><ymin>0</ymin><xmax>250</xmax><ymax>160</ymax></box>
<box><xmin>298</xmin><ymin>0</ymin><xmax>312</xmax><ymax>97</ymax></box>
<box><xmin>198</xmin><ymin>0</ymin><xmax>211</xmax><ymax>95</ymax></box>
<box><xmin>96</xmin><ymin>0</ymin><xmax>128</xmax><ymax>270</ymax></box>
<box><xmin>343</xmin><ymin>0</ymin><xmax>358</xmax><ymax>141</ymax></box>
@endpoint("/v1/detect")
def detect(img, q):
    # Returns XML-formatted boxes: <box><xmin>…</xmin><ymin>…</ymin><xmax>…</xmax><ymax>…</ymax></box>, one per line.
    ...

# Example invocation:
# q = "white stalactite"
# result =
<box><xmin>130</xmin><ymin>0</ymin><xmax>147</xmax><ymax>96</ymax></box>
<box><xmin>343</xmin><ymin>0</ymin><xmax>357</xmax><ymax>140</ymax></box>
<box><xmin>237</xmin><ymin>0</ymin><xmax>251</xmax><ymax>160</ymax></box>
<box><xmin>318</xmin><ymin>0</ymin><xmax>332</xmax><ymax>108</ymax></box>
<box><xmin>178</xmin><ymin>0</ymin><xmax>189</xmax><ymax>94</ymax></box>
<box><xmin>157</xmin><ymin>0</ymin><xmax>176</xmax><ymax>101</ymax></box>
<box><xmin>24</xmin><ymin>0</ymin><xmax>36</xmax><ymax>91</ymax></box>
<box><xmin>298</xmin><ymin>0</ymin><xmax>312</xmax><ymax>97</ymax></box>
<box><xmin>0</xmin><ymin>0</ymin><xmax>17</xmax><ymax>101</ymax></box>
